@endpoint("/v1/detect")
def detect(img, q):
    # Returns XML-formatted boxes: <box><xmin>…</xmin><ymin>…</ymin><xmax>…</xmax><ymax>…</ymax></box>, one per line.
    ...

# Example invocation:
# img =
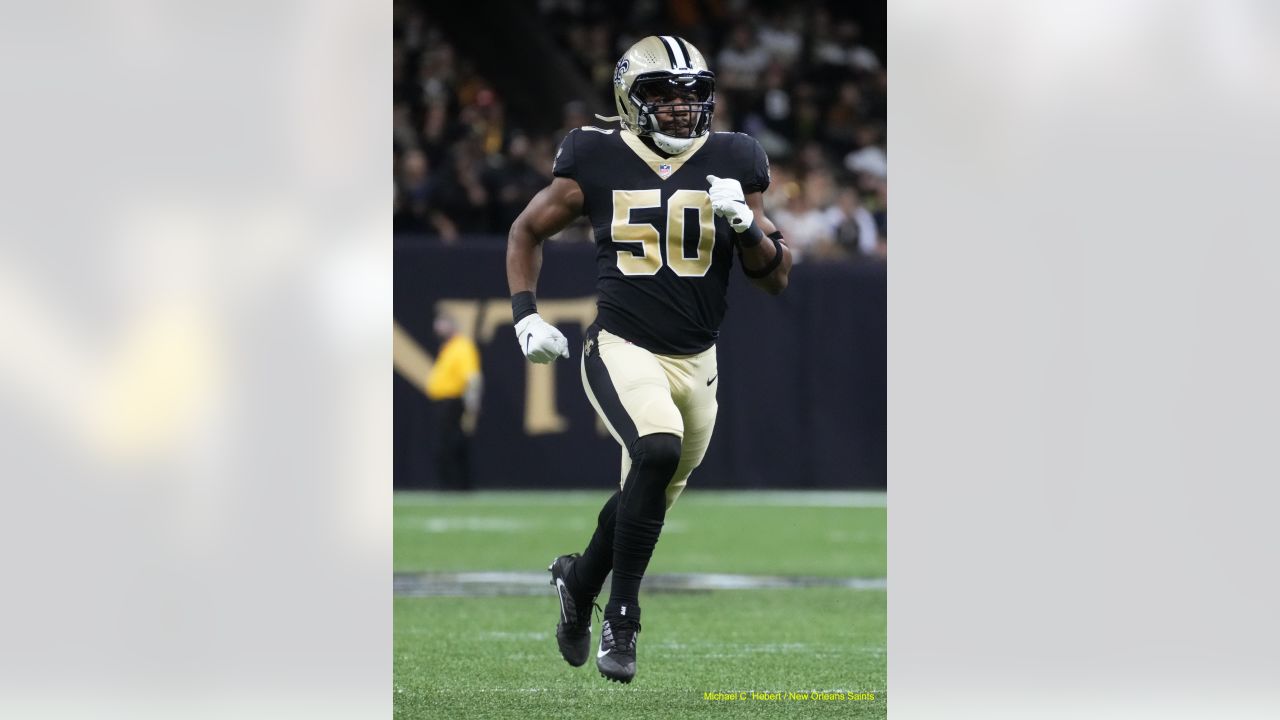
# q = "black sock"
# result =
<box><xmin>608</xmin><ymin>433</ymin><xmax>682</xmax><ymax>612</ymax></box>
<box><xmin>603</xmin><ymin>603</ymin><xmax>641</xmax><ymax>625</ymax></box>
<box><xmin>566</xmin><ymin>490</ymin><xmax>619</xmax><ymax>600</ymax></box>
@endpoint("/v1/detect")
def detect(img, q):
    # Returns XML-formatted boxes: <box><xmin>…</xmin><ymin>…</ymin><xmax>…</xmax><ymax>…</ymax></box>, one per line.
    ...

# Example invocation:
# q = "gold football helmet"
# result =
<box><xmin>607</xmin><ymin>35</ymin><xmax>716</xmax><ymax>155</ymax></box>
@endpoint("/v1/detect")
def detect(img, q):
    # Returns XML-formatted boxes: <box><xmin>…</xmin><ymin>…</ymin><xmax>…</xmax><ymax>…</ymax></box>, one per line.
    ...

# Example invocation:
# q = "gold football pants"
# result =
<box><xmin>581</xmin><ymin>325</ymin><xmax>719</xmax><ymax>509</ymax></box>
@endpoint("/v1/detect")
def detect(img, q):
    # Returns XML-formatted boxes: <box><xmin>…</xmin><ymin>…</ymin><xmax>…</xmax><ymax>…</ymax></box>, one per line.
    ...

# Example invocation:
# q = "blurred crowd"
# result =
<box><xmin>394</xmin><ymin>0</ymin><xmax>886</xmax><ymax>262</ymax></box>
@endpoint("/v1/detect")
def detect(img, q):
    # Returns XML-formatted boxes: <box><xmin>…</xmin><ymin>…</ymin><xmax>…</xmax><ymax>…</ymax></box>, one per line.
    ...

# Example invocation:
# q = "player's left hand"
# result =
<box><xmin>706</xmin><ymin>175</ymin><xmax>754</xmax><ymax>232</ymax></box>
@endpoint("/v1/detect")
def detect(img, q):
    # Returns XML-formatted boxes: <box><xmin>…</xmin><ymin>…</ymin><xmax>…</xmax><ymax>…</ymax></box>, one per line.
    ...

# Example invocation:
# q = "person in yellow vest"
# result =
<box><xmin>425</xmin><ymin>312</ymin><xmax>482</xmax><ymax>490</ymax></box>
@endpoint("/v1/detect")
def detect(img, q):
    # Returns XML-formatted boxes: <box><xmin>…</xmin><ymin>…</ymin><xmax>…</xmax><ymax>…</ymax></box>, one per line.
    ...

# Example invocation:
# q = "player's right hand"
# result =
<box><xmin>514</xmin><ymin>313</ymin><xmax>570</xmax><ymax>363</ymax></box>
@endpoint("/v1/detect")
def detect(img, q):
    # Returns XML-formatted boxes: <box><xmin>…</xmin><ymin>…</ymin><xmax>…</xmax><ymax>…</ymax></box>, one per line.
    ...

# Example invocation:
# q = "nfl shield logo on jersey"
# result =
<box><xmin>657</xmin><ymin>163</ymin><xmax>673</xmax><ymax>179</ymax></box>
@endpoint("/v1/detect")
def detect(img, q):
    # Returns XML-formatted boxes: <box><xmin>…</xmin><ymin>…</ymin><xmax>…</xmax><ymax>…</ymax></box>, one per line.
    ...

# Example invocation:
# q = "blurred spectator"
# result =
<box><xmin>773</xmin><ymin>179</ymin><xmax>837</xmax><ymax>263</ymax></box>
<box><xmin>399</xmin><ymin>149</ymin><xmax>431</xmax><ymax>206</ymax></box>
<box><xmin>425</xmin><ymin>312</ymin><xmax>482</xmax><ymax>491</ymax></box>
<box><xmin>717</xmin><ymin>24</ymin><xmax>771</xmax><ymax>125</ymax></box>
<box><xmin>761</xmin><ymin>162</ymin><xmax>795</xmax><ymax>218</ymax></box>
<box><xmin>710</xmin><ymin>94</ymin><xmax>736</xmax><ymax>134</ymax></box>
<box><xmin>795</xmin><ymin>142</ymin><xmax>834</xmax><ymax>175</ymax></box>
<box><xmin>756</xmin><ymin>8</ymin><xmax>804</xmax><ymax>66</ymax></box>
<box><xmin>813</xmin><ymin>17</ymin><xmax>881</xmax><ymax>74</ymax></box>
<box><xmin>395</xmin><ymin>149</ymin><xmax>449</xmax><ymax>237</ymax></box>
<box><xmin>527</xmin><ymin>136</ymin><xmax>557</xmax><ymax>180</ymax></box>
<box><xmin>828</xmin><ymin>188</ymin><xmax>883</xmax><ymax>259</ymax></box>
<box><xmin>393</xmin><ymin>102</ymin><xmax>418</xmax><ymax>152</ymax></box>
<box><xmin>744</xmin><ymin>63</ymin><xmax>794</xmax><ymax>158</ymax></box>
<box><xmin>556</xmin><ymin>100</ymin><xmax>592</xmax><ymax>140</ymax></box>
<box><xmin>583</xmin><ymin>23</ymin><xmax>617</xmax><ymax>90</ymax></box>
<box><xmin>824</xmin><ymin>82</ymin><xmax>866</xmax><ymax>158</ymax></box>
<box><xmin>458</xmin><ymin>87</ymin><xmax>506</xmax><ymax>157</ymax></box>
<box><xmin>718</xmin><ymin>24</ymin><xmax>772</xmax><ymax>91</ymax></box>
<box><xmin>430</xmin><ymin>143</ymin><xmax>489</xmax><ymax>239</ymax></box>
<box><xmin>867</xmin><ymin>177</ymin><xmax>888</xmax><ymax>249</ymax></box>
<box><xmin>422</xmin><ymin>103</ymin><xmax>451</xmax><ymax>153</ymax></box>
<box><xmin>790</xmin><ymin>83</ymin><xmax>823</xmax><ymax>148</ymax></box>
<box><xmin>845</xmin><ymin>124</ymin><xmax>887</xmax><ymax>180</ymax></box>
<box><xmin>483</xmin><ymin>133</ymin><xmax>550</xmax><ymax>231</ymax></box>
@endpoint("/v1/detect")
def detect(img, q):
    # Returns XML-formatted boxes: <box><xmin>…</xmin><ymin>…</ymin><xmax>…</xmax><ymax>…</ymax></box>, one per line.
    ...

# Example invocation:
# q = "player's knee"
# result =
<box><xmin>622</xmin><ymin>433</ymin><xmax>682</xmax><ymax>514</ymax></box>
<box><xmin>631</xmin><ymin>432</ymin><xmax>682</xmax><ymax>480</ymax></box>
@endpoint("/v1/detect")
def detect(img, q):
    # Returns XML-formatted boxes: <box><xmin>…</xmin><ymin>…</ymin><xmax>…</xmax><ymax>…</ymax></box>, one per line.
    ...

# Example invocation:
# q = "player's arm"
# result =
<box><xmin>707</xmin><ymin>175</ymin><xmax>791</xmax><ymax>296</ymax></box>
<box><xmin>506</xmin><ymin>176</ymin><xmax>583</xmax><ymax>294</ymax></box>
<box><xmin>738</xmin><ymin>192</ymin><xmax>792</xmax><ymax>295</ymax></box>
<box><xmin>505</xmin><ymin>176</ymin><xmax>584</xmax><ymax>363</ymax></box>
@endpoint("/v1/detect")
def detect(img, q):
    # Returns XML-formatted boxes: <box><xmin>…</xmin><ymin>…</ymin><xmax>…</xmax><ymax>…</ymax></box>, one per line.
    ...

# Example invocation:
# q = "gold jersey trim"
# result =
<box><xmin>619</xmin><ymin>131</ymin><xmax>709</xmax><ymax>180</ymax></box>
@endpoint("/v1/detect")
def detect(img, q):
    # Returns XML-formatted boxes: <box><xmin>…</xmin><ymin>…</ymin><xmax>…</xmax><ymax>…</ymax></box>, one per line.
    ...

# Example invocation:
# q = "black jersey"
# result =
<box><xmin>553</xmin><ymin>127</ymin><xmax>771</xmax><ymax>355</ymax></box>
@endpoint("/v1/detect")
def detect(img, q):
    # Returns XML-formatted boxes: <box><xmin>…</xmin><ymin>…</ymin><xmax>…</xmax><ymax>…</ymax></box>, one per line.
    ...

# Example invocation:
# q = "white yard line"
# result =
<box><xmin>394</xmin><ymin>571</ymin><xmax>886</xmax><ymax>597</ymax></box>
<box><xmin>692</xmin><ymin>491</ymin><xmax>886</xmax><ymax>508</ymax></box>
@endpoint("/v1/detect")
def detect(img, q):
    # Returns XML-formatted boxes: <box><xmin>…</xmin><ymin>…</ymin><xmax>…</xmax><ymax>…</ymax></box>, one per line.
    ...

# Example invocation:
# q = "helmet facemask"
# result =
<box><xmin>629</xmin><ymin>73</ymin><xmax>715</xmax><ymax>155</ymax></box>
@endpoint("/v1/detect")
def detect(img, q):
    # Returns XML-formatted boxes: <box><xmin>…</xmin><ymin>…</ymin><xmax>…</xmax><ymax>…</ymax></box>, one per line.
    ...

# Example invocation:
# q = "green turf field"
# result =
<box><xmin>394</xmin><ymin>490</ymin><xmax>886</xmax><ymax>719</ymax></box>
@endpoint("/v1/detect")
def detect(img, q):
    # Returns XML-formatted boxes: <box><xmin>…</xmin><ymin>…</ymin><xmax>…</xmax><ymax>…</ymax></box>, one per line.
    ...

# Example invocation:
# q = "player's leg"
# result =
<box><xmin>608</xmin><ymin>428</ymin><xmax>681</xmax><ymax>607</ymax></box>
<box><xmin>558</xmin><ymin>347</ymin><xmax>714</xmax><ymax>672</ymax></box>
<box><xmin>548</xmin><ymin>482</ymin><xmax>622</xmax><ymax>666</ymax></box>
<box><xmin>665</xmin><ymin>399</ymin><xmax>716</xmax><ymax>508</ymax></box>
<box><xmin>563</xmin><ymin>448</ymin><xmax>633</xmax><ymax>598</ymax></box>
<box><xmin>579</xmin><ymin>325</ymin><xmax>684</xmax><ymax>682</ymax></box>
<box><xmin>563</xmin><ymin>490</ymin><xmax>619</xmax><ymax>602</ymax></box>
<box><xmin>578</xmin><ymin>326</ymin><xmax>684</xmax><ymax>597</ymax></box>
<box><xmin>658</xmin><ymin>345</ymin><xmax>719</xmax><ymax>509</ymax></box>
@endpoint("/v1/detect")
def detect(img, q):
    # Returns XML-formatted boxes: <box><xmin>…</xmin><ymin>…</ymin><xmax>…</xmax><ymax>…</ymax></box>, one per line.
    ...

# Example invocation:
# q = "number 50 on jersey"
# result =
<box><xmin>611</xmin><ymin>189</ymin><xmax>715</xmax><ymax>278</ymax></box>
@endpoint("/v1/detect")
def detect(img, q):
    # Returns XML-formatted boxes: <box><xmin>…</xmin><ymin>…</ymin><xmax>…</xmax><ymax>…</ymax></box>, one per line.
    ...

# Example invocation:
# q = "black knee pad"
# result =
<box><xmin>620</xmin><ymin>433</ymin><xmax>683</xmax><ymax>514</ymax></box>
<box><xmin>631</xmin><ymin>433</ymin><xmax>682</xmax><ymax>478</ymax></box>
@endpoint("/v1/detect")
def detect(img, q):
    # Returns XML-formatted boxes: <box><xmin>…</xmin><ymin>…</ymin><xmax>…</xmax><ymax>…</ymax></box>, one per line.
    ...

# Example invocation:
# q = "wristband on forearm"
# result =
<box><xmin>511</xmin><ymin>291</ymin><xmax>538</xmax><ymax>323</ymax></box>
<box><xmin>736</xmin><ymin>221</ymin><xmax>765</xmax><ymax>249</ymax></box>
<box><xmin>742</xmin><ymin>232</ymin><xmax>786</xmax><ymax>279</ymax></box>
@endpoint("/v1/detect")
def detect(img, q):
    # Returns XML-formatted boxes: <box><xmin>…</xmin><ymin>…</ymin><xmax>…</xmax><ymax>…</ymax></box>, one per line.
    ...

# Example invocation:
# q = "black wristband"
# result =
<box><xmin>742</xmin><ymin>236</ymin><xmax>785</xmax><ymax>279</ymax></box>
<box><xmin>511</xmin><ymin>291</ymin><xmax>538</xmax><ymax>323</ymax></box>
<box><xmin>767</xmin><ymin>230</ymin><xmax>784</xmax><ymax>241</ymax></box>
<box><xmin>736</xmin><ymin>221</ymin><xmax>765</xmax><ymax>249</ymax></box>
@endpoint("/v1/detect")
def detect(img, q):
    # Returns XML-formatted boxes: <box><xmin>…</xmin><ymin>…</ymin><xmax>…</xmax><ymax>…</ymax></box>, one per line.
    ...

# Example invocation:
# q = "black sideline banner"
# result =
<box><xmin>395</xmin><ymin>238</ymin><xmax>885</xmax><ymax>490</ymax></box>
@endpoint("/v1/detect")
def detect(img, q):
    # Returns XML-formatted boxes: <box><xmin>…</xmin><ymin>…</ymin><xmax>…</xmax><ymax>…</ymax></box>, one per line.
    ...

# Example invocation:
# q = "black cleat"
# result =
<box><xmin>547</xmin><ymin>554</ymin><xmax>594</xmax><ymax>667</ymax></box>
<box><xmin>596</xmin><ymin>610</ymin><xmax>641</xmax><ymax>683</ymax></box>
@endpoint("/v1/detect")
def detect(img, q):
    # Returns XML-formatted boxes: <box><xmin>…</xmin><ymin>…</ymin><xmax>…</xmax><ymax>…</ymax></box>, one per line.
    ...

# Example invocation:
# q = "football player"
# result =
<box><xmin>506</xmin><ymin>35</ymin><xmax>792</xmax><ymax>683</ymax></box>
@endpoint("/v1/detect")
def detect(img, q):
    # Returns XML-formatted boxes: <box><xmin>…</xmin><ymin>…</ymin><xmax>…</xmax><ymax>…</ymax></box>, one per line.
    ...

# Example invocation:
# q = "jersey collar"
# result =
<box><xmin>619</xmin><ymin>131</ymin><xmax>709</xmax><ymax>180</ymax></box>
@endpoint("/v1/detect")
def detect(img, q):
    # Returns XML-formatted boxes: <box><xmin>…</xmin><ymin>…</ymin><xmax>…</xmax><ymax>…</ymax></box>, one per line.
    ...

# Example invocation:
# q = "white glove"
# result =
<box><xmin>514</xmin><ymin>313</ymin><xmax>569</xmax><ymax>363</ymax></box>
<box><xmin>706</xmin><ymin>174</ymin><xmax>754</xmax><ymax>232</ymax></box>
